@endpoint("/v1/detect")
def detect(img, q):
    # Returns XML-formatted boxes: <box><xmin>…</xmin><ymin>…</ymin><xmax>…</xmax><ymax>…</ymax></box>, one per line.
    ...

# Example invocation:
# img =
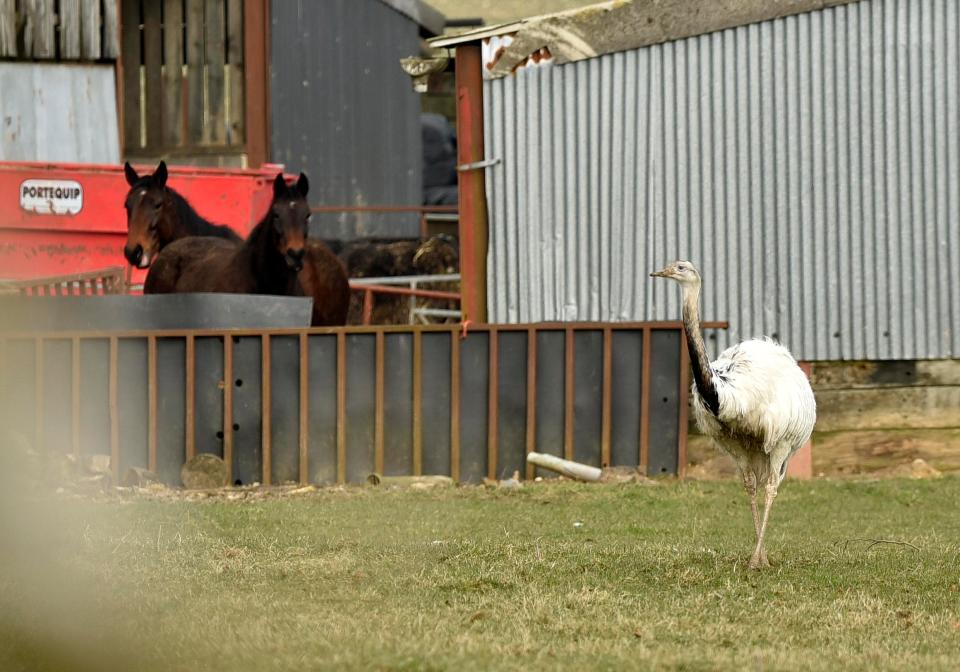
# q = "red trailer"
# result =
<box><xmin>0</xmin><ymin>161</ymin><xmax>287</xmax><ymax>286</ymax></box>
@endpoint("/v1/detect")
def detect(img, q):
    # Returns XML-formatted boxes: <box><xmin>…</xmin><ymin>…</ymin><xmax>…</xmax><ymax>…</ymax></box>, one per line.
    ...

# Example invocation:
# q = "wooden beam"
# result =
<box><xmin>243</xmin><ymin>0</ymin><xmax>269</xmax><ymax>166</ymax></box>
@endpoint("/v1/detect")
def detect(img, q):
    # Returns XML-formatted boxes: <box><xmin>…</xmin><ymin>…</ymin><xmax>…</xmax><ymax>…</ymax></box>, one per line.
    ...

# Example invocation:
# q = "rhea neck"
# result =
<box><xmin>679</xmin><ymin>279</ymin><xmax>721</xmax><ymax>416</ymax></box>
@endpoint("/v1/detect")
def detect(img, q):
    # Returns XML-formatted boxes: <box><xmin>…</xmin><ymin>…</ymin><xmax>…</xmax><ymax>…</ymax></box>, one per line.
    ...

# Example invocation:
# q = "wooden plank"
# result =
<box><xmin>80</xmin><ymin>0</ymin><xmax>101</xmax><ymax>59</ymax></box>
<box><xmin>261</xmin><ymin>334</ymin><xmax>271</xmax><ymax>485</ymax></box>
<box><xmin>487</xmin><ymin>328</ymin><xmax>498</xmax><ymax>480</ymax></box>
<box><xmin>185</xmin><ymin>0</ymin><xmax>205</xmax><ymax>144</ymax></box>
<box><xmin>243</xmin><ymin>0</ymin><xmax>268</xmax><ymax>166</ymax></box>
<box><xmin>563</xmin><ymin>328</ymin><xmax>574</xmax><ymax>461</ymax></box>
<box><xmin>450</xmin><ymin>329</ymin><xmax>460</xmax><ymax>482</ymax></box>
<box><xmin>120</xmin><ymin>0</ymin><xmax>141</xmax><ymax>151</ymax></box>
<box><xmin>524</xmin><ymin>328</ymin><xmax>536</xmax><ymax>481</ymax></box>
<box><xmin>163</xmin><ymin>0</ymin><xmax>185</xmax><ymax>147</ymax></box>
<box><xmin>814</xmin><ymin>386</ymin><xmax>960</xmax><ymax>431</ymax></box>
<box><xmin>412</xmin><ymin>331</ymin><xmax>423</xmax><ymax>476</ymax></box>
<box><xmin>0</xmin><ymin>0</ymin><xmax>16</xmax><ymax>58</ymax></box>
<box><xmin>811</xmin><ymin>359</ymin><xmax>960</xmax><ymax>390</ymax></box>
<box><xmin>226</xmin><ymin>0</ymin><xmax>244</xmax><ymax>145</ymax></box>
<box><xmin>185</xmin><ymin>335</ymin><xmax>195</xmax><ymax>460</ymax></box>
<box><xmin>374</xmin><ymin>331</ymin><xmax>385</xmax><ymax>475</ymax></box>
<box><xmin>148</xmin><ymin>336</ymin><xmax>157</xmax><ymax>472</ymax></box>
<box><xmin>72</xmin><ymin>338</ymin><xmax>81</xmax><ymax>460</ymax></box>
<box><xmin>811</xmin><ymin>428</ymin><xmax>960</xmax><ymax>476</ymax></box>
<box><xmin>299</xmin><ymin>333</ymin><xmax>309</xmax><ymax>485</ymax></box>
<box><xmin>102</xmin><ymin>0</ymin><xmax>120</xmax><ymax>57</ymax></box>
<box><xmin>600</xmin><ymin>328</ymin><xmax>612</xmax><ymax>468</ymax></box>
<box><xmin>143</xmin><ymin>0</ymin><xmax>163</xmax><ymax>149</ymax></box>
<box><xmin>110</xmin><ymin>337</ymin><xmax>120</xmax><ymax>482</ymax></box>
<box><xmin>223</xmin><ymin>336</ymin><xmax>234</xmax><ymax>485</ymax></box>
<box><xmin>336</xmin><ymin>332</ymin><xmax>347</xmax><ymax>484</ymax></box>
<box><xmin>204</xmin><ymin>0</ymin><xmax>227</xmax><ymax>144</ymax></box>
<box><xmin>59</xmin><ymin>0</ymin><xmax>81</xmax><ymax>59</ymax></box>
<box><xmin>23</xmin><ymin>0</ymin><xmax>56</xmax><ymax>59</ymax></box>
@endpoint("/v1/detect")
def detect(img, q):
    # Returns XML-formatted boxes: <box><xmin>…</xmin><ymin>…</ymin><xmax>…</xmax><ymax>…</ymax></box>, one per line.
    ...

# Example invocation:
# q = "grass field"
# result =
<box><xmin>2</xmin><ymin>476</ymin><xmax>959</xmax><ymax>671</ymax></box>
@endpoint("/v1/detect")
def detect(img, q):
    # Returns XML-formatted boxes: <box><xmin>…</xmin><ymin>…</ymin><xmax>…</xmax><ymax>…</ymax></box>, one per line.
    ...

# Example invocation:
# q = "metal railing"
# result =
<box><xmin>0</xmin><ymin>321</ymin><xmax>728</xmax><ymax>486</ymax></box>
<box><xmin>349</xmin><ymin>274</ymin><xmax>461</xmax><ymax>324</ymax></box>
<box><xmin>0</xmin><ymin>267</ymin><xmax>127</xmax><ymax>296</ymax></box>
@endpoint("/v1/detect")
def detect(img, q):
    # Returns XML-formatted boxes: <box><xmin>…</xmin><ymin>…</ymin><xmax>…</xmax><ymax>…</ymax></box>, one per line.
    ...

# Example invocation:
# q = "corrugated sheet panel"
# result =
<box><xmin>485</xmin><ymin>0</ymin><xmax>960</xmax><ymax>361</ymax></box>
<box><xmin>0</xmin><ymin>63</ymin><xmax>120</xmax><ymax>163</ymax></box>
<box><xmin>270</xmin><ymin>0</ymin><xmax>422</xmax><ymax>239</ymax></box>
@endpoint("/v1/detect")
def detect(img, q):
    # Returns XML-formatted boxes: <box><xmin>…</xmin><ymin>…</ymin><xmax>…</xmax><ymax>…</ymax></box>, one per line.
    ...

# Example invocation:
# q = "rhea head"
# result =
<box><xmin>649</xmin><ymin>260</ymin><xmax>702</xmax><ymax>288</ymax></box>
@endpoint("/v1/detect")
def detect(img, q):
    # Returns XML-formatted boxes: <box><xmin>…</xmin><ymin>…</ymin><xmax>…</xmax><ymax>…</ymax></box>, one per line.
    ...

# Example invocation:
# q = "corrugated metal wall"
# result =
<box><xmin>484</xmin><ymin>0</ymin><xmax>960</xmax><ymax>361</ymax></box>
<box><xmin>0</xmin><ymin>63</ymin><xmax>120</xmax><ymax>163</ymax></box>
<box><xmin>270</xmin><ymin>0</ymin><xmax>422</xmax><ymax>239</ymax></box>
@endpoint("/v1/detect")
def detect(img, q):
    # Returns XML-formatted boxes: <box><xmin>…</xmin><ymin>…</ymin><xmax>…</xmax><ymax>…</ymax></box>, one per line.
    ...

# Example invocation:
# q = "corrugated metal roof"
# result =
<box><xmin>379</xmin><ymin>0</ymin><xmax>446</xmax><ymax>35</ymax></box>
<box><xmin>484</xmin><ymin>0</ymin><xmax>960</xmax><ymax>361</ymax></box>
<box><xmin>432</xmin><ymin>0</ymin><xmax>861</xmax><ymax>79</ymax></box>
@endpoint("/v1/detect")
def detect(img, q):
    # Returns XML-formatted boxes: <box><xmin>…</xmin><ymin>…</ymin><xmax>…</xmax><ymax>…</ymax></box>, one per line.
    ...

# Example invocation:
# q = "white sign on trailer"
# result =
<box><xmin>19</xmin><ymin>179</ymin><xmax>84</xmax><ymax>215</ymax></box>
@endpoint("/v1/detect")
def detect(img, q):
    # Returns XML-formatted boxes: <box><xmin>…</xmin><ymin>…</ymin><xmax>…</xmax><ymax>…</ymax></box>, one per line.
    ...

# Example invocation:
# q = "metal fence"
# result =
<box><xmin>0</xmin><ymin>321</ymin><xmax>726</xmax><ymax>486</ymax></box>
<box><xmin>1</xmin><ymin>267</ymin><xmax>126</xmax><ymax>296</ymax></box>
<box><xmin>483</xmin><ymin>0</ymin><xmax>960</xmax><ymax>362</ymax></box>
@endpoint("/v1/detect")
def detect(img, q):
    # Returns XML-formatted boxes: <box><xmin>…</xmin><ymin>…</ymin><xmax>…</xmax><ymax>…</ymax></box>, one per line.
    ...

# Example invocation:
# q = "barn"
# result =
<box><xmin>431</xmin><ymin>0</ymin><xmax>960</xmax><ymax>475</ymax></box>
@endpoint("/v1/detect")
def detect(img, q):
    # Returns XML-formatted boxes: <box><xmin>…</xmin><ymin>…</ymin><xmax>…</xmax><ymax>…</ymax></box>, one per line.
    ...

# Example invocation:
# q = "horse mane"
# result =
<box><xmin>165</xmin><ymin>185</ymin><xmax>241</xmax><ymax>241</ymax></box>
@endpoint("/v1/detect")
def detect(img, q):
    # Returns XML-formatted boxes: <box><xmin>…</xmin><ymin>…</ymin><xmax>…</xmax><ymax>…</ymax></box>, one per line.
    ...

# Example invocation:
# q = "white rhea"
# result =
<box><xmin>651</xmin><ymin>260</ymin><xmax>816</xmax><ymax>569</ymax></box>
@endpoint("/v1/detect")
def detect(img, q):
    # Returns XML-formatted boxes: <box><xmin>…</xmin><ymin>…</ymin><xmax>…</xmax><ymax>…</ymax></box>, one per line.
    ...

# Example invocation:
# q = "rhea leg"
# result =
<box><xmin>749</xmin><ymin>479</ymin><xmax>779</xmax><ymax>570</ymax></box>
<box><xmin>739</xmin><ymin>469</ymin><xmax>762</xmax><ymax>540</ymax></box>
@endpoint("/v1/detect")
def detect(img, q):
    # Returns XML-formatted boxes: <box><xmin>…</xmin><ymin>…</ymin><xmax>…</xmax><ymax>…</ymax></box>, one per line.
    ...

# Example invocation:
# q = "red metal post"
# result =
<box><xmin>454</xmin><ymin>44</ymin><xmax>488</xmax><ymax>324</ymax></box>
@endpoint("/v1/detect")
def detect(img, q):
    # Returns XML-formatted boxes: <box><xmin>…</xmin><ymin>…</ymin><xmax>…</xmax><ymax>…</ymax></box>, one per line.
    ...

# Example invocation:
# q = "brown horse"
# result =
<box><xmin>145</xmin><ymin>173</ymin><xmax>350</xmax><ymax>326</ymax></box>
<box><xmin>123</xmin><ymin>161</ymin><xmax>241</xmax><ymax>269</ymax></box>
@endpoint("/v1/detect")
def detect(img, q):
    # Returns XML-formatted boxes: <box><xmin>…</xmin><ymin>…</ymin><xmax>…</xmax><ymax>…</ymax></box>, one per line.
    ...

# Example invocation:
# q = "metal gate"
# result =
<box><xmin>0</xmin><ymin>321</ymin><xmax>727</xmax><ymax>485</ymax></box>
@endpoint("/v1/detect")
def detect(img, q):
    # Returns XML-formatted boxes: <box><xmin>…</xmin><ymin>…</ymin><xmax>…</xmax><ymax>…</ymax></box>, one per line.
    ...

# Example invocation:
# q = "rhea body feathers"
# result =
<box><xmin>651</xmin><ymin>259</ymin><xmax>816</xmax><ymax>569</ymax></box>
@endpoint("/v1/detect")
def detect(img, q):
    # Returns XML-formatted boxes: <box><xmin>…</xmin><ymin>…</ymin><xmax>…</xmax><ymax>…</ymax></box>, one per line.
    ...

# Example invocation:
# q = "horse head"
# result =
<box><xmin>269</xmin><ymin>172</ymin><xmax>311</xmax><ymax>272</ymax></box>
<box><xmin>122</xmin><ymin>160</ymin><xmax>173</xmax><ymax>269</ymax></box>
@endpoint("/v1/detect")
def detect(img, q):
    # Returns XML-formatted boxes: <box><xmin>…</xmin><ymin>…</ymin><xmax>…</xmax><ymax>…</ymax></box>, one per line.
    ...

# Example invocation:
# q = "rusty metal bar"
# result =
<box><xmin>72</xmin><ymin>337</ymin><xmax>80</xmax><ymax>460</ymax></box>
<box><xmin>486</xmin><ymin>327</ymin><xmax>498</xmax><ymax>481</ymax></box>
<box><xmin>563</xmin><ymin>327</ymin><xmax>574</xmax><ymax>462</ymax></box>
<box><xmin>374</xmin><ymin>331</ymin><xmax>385</xmax><ymax>476</ymax></box>
<box><xmin>450</xmin><ymin>328</ymin><xmax>461</xmax><ymax>482</ymax></box>
<box><xmin>223</xmin><ymin>336</ymin><xmax>234</xmax><ymax>485</ymax></box>
<box><xmin>412</xmin><ymin>330</ymin><xmax>423</xmax><ymax>476</ymax></box>
<box><xmin>525</xmin><ymin>327</ymin><xmax>537</xmax><ymax>481</ymax></box>
<box><xmin>34</xmin><ymin>338</ymin><xmax>43</xmax><ymax>452</ymax></box>
<box><xmin>310</xmin><ymin>205</ymin><xmax>458</xmax><ymax>214</ymax></box>
<box><xmin>677</xmin><ymin>332</ymin><xmax>690</xmax><ymax>478</ymax></box>
<box><xmin>261</xmin><ymin>334</ymin><xmax>272</xmax><ymax>486</ymax></box>
<box><xmin>348</xmin><ymin>283</ymin><xmax>461</xmax><ymax>301</ymax></box>
<box><xmin>4</xmin><ymin>321</ymin><xmax>728</xmax><ymax>341</ymax></box>
<box><xmin>336</xmin><ymin>331</ymin><xmax>346</xmax><ymax>484</ymax></box>
<box><xmin>639</xmin><ymin>327</ymin><xmax>652</xmax><ymax>473</ymax></box>
<box><xmin>601</xmin><ymin>328</ymin><xmax>612</xmax><ymax>468</ymax></box>
<box><xmin>110</xmin><ymin>337</ymin><xmax>119</xmax><ymax>482</ymax></box>
<box><xmin>185</xmin><ymin>334</ymin><xmax>195</xmax><ymax>462</ymax></box>
<box><xmin>148</xmin><ymin>336</ymin><xmax>157</xmax><ymax>472</ymax></box>
<box><xmin>299</xmin><ymin>333</ymin><xmax>309</xmax><ymax>485</ymax></box>
<box><xmin>362</xmin><ymin>289</ymin><xmax>374</xmax><ymax>326</ymax></box>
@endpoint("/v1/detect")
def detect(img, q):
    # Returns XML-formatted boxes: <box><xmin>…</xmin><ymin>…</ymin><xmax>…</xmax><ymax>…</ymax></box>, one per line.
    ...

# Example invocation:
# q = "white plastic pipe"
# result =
<box><xmin>526</xmin><ymin>452</ymin><xmax>602</xmax><ymax>482</ymax></box>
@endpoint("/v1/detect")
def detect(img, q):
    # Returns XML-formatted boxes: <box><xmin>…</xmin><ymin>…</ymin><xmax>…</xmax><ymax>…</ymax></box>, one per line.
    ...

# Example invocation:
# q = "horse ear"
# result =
<box><xmin>273</xmin><ymin>173</ymin><xmax>286</xmax><ymax>198</ymax></box>
<box><xmin>154</xmin><ymin>160</ymin><xmax>168</xmax><ymax>187</ymax></box>
<box><xmin>296</xmin><ymin>173</ymin><xmax>309</xmax><ymax>197</ymax></box>
<box><xmin>124</xmin><ymin>162</ymin><xmax>139</xmax><ymax>186</ymax></box>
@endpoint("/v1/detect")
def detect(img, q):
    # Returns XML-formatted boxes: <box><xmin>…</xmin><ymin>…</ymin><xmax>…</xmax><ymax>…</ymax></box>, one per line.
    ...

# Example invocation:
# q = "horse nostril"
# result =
<box><xmin>124</xmin><ymin>245</ymin><xmax>143</xmax><ymax>265</ymax></box>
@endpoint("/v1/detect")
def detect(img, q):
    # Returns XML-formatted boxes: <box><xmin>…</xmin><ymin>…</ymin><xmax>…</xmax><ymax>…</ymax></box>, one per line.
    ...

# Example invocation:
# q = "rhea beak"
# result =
<box><xmin>650</xmin><ymin>268</ymin><xmax>670</xmax><ymax>278</ymax></box>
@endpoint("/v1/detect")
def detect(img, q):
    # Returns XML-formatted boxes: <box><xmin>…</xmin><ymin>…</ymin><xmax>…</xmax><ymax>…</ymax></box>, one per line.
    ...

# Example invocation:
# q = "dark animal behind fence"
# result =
<box><xmin>144</xmin><ymin>173</ymin><xmax>350</xmax><ymax>326</ymax></box>
<box><xmin>123</xmin><ymin>160</ymin><xmax>241</xmax><ymax>269</ymax></box>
